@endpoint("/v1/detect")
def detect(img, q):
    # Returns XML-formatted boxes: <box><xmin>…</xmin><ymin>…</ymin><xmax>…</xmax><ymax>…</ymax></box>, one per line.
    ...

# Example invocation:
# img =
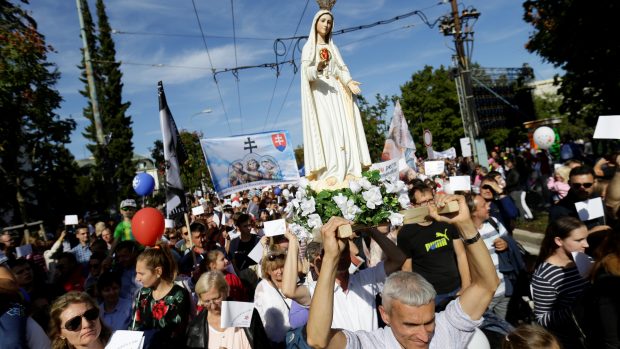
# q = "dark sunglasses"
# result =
<box><xmin>571</xmin><ymin>182</ymin><xmax>593</xmax><ymax>189</ymax></box>
<box><xmin>64</xmin><ymin>308</ymin><xmax>99</xmax><ymax>332</ymax></box>
<box><xmin>267</xmin><ymin>253</ymin><xmax>286</xmax><ymax>261</ymax></box>
<box><xmin>121</xmin><ymin>207</ymin><xmax>136</xmax><ymax>211</ymax></box>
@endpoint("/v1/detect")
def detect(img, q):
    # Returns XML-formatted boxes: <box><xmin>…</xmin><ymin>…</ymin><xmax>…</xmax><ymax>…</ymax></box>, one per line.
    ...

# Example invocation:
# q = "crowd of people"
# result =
<box><xmin>0</xmin><ymin>143</ymin><xmax>618</xmax><ymax>349</ymax></box>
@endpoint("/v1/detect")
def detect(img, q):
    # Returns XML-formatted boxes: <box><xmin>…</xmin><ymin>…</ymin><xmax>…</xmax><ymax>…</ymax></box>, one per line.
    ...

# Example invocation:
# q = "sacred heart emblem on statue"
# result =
<box><xmin>319</xmin><ymin>48</ymin><xmax>331</xmax><ymax>62</ymax></box>
<box><xmin>271</xmin><ymin>133</ymin><xmax>287</xmax><ymax>152</ymax></box>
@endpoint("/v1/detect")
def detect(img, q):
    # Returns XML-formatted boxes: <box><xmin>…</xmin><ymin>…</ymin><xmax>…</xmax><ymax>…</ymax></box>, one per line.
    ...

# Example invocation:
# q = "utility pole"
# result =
<box><xmin>76</xmin><ymin>0</ymin><xmax>105</xmax><ymax>145</ymax></box>
<box><xmin>440</xmin><ymin>0</ymin><xmax>483</xmax><ymax>165</ymax></box>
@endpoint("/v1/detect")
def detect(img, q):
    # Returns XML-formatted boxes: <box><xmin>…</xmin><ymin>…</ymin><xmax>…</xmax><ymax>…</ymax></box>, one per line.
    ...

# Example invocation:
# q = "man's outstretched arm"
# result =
<box><xmin>306</xmin><ymin>218</ymin><xmax>349</xmax><ymax>349</ymax></box>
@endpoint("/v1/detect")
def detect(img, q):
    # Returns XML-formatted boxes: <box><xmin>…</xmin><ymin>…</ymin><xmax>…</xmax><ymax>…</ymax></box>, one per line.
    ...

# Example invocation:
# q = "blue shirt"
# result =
<box><xmin>100</xmin><ymin>297</ymin><xmax>133</xmax><ymax>331</ymax></box>
<box><xmin>70</xmin><ymin>244</ymin><xmax>92</xmax><ymax>264</ymax></box>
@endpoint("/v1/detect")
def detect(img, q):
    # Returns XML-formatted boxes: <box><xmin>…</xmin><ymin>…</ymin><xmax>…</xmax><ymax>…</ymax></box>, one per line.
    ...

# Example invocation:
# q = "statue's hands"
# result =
<box><xmin>348</xmin><ymin>80</ymin><xmax>361</xmax><ymax>95</ymax></box>
<box><xmin>317</xmin><ymin>60</ymin><xmax>328</xmax><ymax>72</ymax></box>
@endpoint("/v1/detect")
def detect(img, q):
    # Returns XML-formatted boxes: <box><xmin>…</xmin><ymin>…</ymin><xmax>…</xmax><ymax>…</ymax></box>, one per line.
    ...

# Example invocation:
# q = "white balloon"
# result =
<box><xmin>533</xmin><ymin>126</ymin><xmax>556</xmax><ymax>150</ymax></box>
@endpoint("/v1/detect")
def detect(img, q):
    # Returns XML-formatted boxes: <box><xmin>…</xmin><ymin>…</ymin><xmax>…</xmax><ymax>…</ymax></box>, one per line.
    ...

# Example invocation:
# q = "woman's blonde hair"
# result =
<box><xmin>49</xmin><ymin>292</ymin><xmax>111</xmax><ymax>349</ymax></box>
<box><xmin>195</xmin><ymin>271</ymin><xmax>229</xmax><ymax>303</ymax></box>
<box><xmin>260</xmin><ymin>247</ymin><xmax>287</xmax><ymax>280</ymax></box>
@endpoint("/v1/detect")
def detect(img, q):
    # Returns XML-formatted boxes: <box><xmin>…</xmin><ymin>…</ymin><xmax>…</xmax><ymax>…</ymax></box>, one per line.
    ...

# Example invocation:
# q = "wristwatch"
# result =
<box><xmin>461</xmin><ymin>232</ymin><xmax>481</xmax><ymax>245</ymax></box>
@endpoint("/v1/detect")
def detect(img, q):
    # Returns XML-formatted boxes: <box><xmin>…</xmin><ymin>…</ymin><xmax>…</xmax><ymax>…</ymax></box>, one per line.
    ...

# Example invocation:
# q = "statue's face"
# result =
<box><xmin>316</xmin><ymin>13</ymin><xmax>333</xmax><ymax>38</ymax></box>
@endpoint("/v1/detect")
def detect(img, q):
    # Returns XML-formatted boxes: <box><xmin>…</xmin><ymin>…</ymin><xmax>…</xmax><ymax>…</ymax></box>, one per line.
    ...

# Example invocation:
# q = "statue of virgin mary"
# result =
<box><xmin>301</xmin><ymin>2</ymin><xmax>371</xmax><ymax>189</ymax></box>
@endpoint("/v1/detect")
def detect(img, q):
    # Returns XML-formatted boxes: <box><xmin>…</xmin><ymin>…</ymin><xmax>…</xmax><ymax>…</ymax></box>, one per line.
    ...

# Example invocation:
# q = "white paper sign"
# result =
<box><xmin>424</xmin><ymin>161</ymin><xmax>445</xmax><ymax>176</ymax></box>
<box><xmin>228</xmin><ymin>229</ymin><xmax>241</xmax><ymax>240</ymax></box>
<box><xmin>574</xmin><ymin>197</ymin><xmax>605</xmax><ymax>221</ymax></box>
<box><xmin>64</xmin><ymin>215</ymin><xmax>78</xmax><ymax>225</ymax></box>
<box><xmin>449</xmin><ymin>176</ymin><xmax>471</xmax><ymax>192</ymax></box>
<box><xmin>571</xmin><ymin>251</ymin><xmax>594</xmax><ymax>279</ymax></box>
<box><xmin>164</xmin><ymin>219</ymin><xmax>175</xmax><ymax>229</ymax></box>
<box><xmin>370</xmin><ymin>159</ymin><xmax>399</xmax><ymax>181</ymax></box>
<box><xmin>460</xmin><ymin>137</ymin><xmax>472</xmax><ymax>157</ymax></box>
<box><xmin>105</xmin><ymin>330</ymin><xmax>144</xmax><ymax>349</ymax></box>
<box><xmin>221</xmin><ymin>301</ymin><xmax>254</xmax><ymax>328</ymax></box>
<box><xmin>191</xmin><ymin>205</ymin><xmax>205</xmax><ymax>216</ymax></box>
<box><xmin>263</xmin><ymin>219</ymin><xmax>286</xmax><ymax>237</ymax></box>
<box><xmin>247</xmin><ymin>241</ymin><xmax>264</xmax><ymax>264</ymax></box>
<box><xmin>16</xmin><ymin>244</ymin><xmax>33</xmax><ymax>258</ymax></box>
<box><xmin>593</xmin><ymin>115</ymin><xmax>620</xmax><ymax>139</ymax></box>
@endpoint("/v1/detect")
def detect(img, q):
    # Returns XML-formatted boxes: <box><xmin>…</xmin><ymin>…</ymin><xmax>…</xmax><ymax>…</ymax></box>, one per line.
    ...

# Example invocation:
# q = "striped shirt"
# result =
<box><xmin>479</xmin><ymin>218</ymin><xmax>507</xmax><ymax>297</ymax></box>
<box><xmin>531</xmin><ymin>262</ymin><xmax>589</xmax><ymax>327</ymax></box>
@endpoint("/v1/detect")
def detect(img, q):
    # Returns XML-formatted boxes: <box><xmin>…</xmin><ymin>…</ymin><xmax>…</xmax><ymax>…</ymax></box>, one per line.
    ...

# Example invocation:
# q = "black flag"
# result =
<box><xmin>158</xmin><ymin>81</ymin><xmax>188</xmax><ymax>219</ymax></box>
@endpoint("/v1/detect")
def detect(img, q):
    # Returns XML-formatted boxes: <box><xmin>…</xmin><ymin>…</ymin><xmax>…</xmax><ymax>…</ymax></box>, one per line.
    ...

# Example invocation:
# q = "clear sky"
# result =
<box><xmin>25</xmin><ymin>0</ymin><xmax>558</xmax><ymax>160</ymax></box>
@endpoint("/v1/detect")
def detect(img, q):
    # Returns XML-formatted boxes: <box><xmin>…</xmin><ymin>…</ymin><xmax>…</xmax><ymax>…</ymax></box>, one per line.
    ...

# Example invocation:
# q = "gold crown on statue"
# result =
<box><xmin>316</xmin><ymin>0</ymin><xmax>336</xmax><ymax>11</ymax></box>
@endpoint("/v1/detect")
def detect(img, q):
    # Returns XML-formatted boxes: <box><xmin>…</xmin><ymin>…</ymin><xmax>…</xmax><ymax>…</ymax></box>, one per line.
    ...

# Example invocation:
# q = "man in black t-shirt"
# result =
<box><xmin>397</xmin><ymin>181</ymin><xmax>470</xmax><ymax>305</ymax></box>
<box><xmin>227</xmin><ymin>213</ymin><xmax>259</xmax><ymax>271</ymax></box>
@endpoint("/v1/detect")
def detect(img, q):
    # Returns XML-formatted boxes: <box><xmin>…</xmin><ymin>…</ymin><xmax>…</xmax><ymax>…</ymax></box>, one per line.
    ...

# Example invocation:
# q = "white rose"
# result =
<box><xmin>289</xmin><ymin>223</ymin><xmax>311</xmax><ymax>241</ymax></box>
<box><xmin>359</xmin><ymin>177</ymin><xmax>373</xmax><ymax>190</ymax></box>
<box><xmin>362</xmin><ymin>187</ymin><xmax>383</xmax><ymax>209</ymax></box>
<box><xmin>349</xmin><ymin>180</ymin><xmax>362</xmax><ymax>194</ymax></box>
<box><xmin>307</xmin><ymin>214</ymin><xmax>323</xmax><ymax>229</ymax></box>
<box><xmin>341</xmin><ymin>199</ymin><xmax>361</xmax><ymax>220</ymax></box>
<box><xmin>388</xmin><ymin>212</ymin><xmax>404</xmax><ymax>226</ymax></box>
<box><xmin>300</xmin><ymin>197</ymin><xmax>316</xmax><ymax>216</ymax></box>
<box><xmin>298</xmin><ymin>177</ymin><xmax>310</xmax><ymax>189</ymax></box>
<box><xmin>291</xmin><ymin>198</ymin><xmax>300</xmax><ymax>209</ymax></box>
<box><xmin>295</xmin><ymin>187</ymin><xmax>307</xmax><ymax>201</ymax></box>
<box><xmin>385</xmin><ymin>180</ymin><xmax>406</xmax><ymax>194</ymax></box>
<box><xmin>333</xmin><ymin>193</ymin><xmax>348</xmax><ymax>208</ymax></box>
<box><xmin>398</xmin><ymin>193</ymin><xmax>411</xmax><ymax>209</ymax></box>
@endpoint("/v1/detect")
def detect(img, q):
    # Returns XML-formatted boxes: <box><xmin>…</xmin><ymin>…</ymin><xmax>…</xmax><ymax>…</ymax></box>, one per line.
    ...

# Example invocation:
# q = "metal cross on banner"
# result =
<box><xmin>244</xmin><ymin>137</ymin><xmax>257</xmax><ymax>153</ymax></box>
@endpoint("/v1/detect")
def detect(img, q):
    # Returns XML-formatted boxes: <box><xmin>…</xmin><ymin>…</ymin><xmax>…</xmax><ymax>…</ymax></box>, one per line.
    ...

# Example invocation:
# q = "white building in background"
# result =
<box><xmin>530</xmin><ymin>78</ymin><xmax>560</xmax><ymax>97</ymax></box>
<box><xmin>76</xmin><ymin>153</ymin><xmax>160</xmax><ymax>191</ymax></box>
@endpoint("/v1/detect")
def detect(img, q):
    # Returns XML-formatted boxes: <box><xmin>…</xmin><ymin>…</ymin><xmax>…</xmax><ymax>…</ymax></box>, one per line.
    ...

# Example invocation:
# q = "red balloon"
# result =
<box><xmin>131</xmin><ymin>207</ymin><xmax>165</xmax><ymax>246</ymax></box>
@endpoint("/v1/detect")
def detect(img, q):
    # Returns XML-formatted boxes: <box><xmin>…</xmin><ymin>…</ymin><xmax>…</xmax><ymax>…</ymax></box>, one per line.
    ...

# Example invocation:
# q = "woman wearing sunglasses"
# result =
<box><xmin>253</xmin><ymin>248</ymin><xmax>290</xmax><ymax>347</ymax></box>
<box><xmin>48</xmin><ymin>291</ymin><xmax>111</xmax><ymax>349</ymax></box>
<box><xmin>531</xmin><ymin>216</ymin><xmax>590</xmax><ymax>349</ymax></box>
<box><xmin>187</xmin><ymin>271</ymin><xmax>268</xmax><ymax>349</ymax></box>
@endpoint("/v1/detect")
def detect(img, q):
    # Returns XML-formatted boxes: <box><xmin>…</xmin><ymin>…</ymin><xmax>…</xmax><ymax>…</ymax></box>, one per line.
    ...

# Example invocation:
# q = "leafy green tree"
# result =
<box><xmin>399</xmin><ymin>65</ymin><xmax>463</xmax><ymax>152</ymax></box>
<box><xmin>0</xmin><ymin>0</ymin><xmax>79</xmax><ymax>225</ymax></box>
<box><xmin>523</xmin><ymin>1</ymin><xmax>620</xmax><ymax>131</ymax></box>
<box><xmin>96</xmin><ymin>0</ymin><xmax>134</xmax><ymax>201</ymax></box>
<box><xmin>79</xmin><ymin>0</ymin><xmax>134</xmax><ymax>210</ymax></box>
<box><xmin>357</xmin><ymin>94</ymin><xmax>390</xmax><ymax>162</ymax></box>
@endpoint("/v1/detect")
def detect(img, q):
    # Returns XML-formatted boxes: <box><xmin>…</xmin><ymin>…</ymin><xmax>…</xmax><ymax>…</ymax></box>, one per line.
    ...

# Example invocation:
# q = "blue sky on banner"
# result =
<box><xmin>26</xmin><ymin>0</ymin><xmax>559</xmax><ymax>160</ymax></box>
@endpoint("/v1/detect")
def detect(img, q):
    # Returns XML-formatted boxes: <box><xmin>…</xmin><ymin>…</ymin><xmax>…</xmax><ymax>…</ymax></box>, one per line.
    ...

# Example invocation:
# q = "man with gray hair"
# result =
<box><xmin>306</xmin><ymin>194</ymin><xmax>499</xmax><ymax>349</ymax></box>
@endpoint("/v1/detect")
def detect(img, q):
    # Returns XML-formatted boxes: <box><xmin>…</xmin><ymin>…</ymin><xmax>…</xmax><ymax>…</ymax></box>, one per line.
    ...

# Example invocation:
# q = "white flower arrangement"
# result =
<box><xmin>285</xmin><ymin>171</ymin><xmax>409</xmax><ymax>240</ymax></box>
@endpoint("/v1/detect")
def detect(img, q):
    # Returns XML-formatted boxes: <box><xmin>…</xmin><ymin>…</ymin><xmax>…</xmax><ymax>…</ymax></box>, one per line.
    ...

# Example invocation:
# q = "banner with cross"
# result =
<box><xmin>200</xmin><ymin>131</ymin><xmax>301</xmax><ymax>197</ymax></box>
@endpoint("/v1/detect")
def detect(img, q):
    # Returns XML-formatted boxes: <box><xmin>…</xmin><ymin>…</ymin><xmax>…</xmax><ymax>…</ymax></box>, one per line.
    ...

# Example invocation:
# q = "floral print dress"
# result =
<box><xmin>130</xmin><ymin>284</ymin><xmax>190</xmax><ymax>348</ymax></box>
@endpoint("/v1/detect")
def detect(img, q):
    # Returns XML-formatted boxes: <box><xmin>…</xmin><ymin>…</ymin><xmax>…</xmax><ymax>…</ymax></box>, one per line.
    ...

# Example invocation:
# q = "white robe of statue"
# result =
<box><xmin>301</xmin><ymin>10</ymin><xmax>371</xmax><ymax>189</ymax></box>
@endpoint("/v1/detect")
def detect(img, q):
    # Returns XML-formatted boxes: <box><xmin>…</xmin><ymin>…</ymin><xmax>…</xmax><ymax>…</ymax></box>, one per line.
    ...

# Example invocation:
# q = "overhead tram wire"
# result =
<box><xmin>230</xmin><ymin>0</ymin><xmax>243</xmax><ymax>133</ymax></box>
<box><xmin>268</xmin><ymin>4</ymin><xmax>443</xmax><ymax>132</ymax></box>
<box><xmin>110</xmin><ymin>29</ymin><xmax>272</xmax><ymax>41</ymax></box>
<box><xmin>191</xmin><ymin>0</ymin><xmax>233</xmax><ymax>135</ymax></box>
<box><xmin>262</xmin><ymin>0</ymin><xmax>310</xmax><ymax>133</ymax></box>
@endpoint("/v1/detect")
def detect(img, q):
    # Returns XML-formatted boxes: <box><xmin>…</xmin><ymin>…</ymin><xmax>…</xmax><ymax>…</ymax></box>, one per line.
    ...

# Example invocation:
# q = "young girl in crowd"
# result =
<box><xmin>532</xmin><ymin>216</ymin><xmax>590</xmax><ymax>349</ymax></box>
<box><xmin>130</xmin><ymin>243</ymin><xmax>191</xmax><ymax>349</ymax></box>
<box><xmin>204</xmin><ymin>249</ymin><xmax>247</xmax><ymax>302</ymax></box>
<box><xmin>547</xmin><ymin>165</ymin><xmax>571</xmax><ymax>203</ymax></box>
